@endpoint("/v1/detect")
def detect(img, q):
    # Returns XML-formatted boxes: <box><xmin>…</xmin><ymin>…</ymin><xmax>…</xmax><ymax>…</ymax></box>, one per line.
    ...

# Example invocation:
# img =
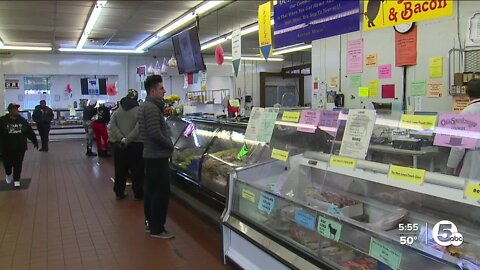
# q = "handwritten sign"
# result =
<box><xmin>242</xmin><ymin>188</ymin><xmax>256</xmax><ymax>203</ymax></box>
<box><xmin>347</xmin><ymin>39</ymin><xmax>364</xmax><ymax>74</ymax></box>
<box><xmin>453</xmin><ymin>96</ymin><xmax>470</xmax><ymax>112</ymax></box>
<box><xmin>369</xmin><ymin>237</ymin><xmax>403</xmax><ymax>270</ymax></box>
<box><xmin>378</xmin><ymin>65</ymin><xmax>392</xmax><ymax>79</ymax></box>
<box><xmin>330</xmin><ymin>155</ymin><xmax>357</xmax><ymax>169</ymax></box>
<box><xmin>396</xmin><ymin>26</ymin><xmax>417</xmax><ymax>66</ymax></box>
<box><xmin>319</xmin><ymin>110</ymin><xmax>340</xmax><ymax>137</ymax></box>
<box><xmin>317</xmin><ymin>216</ymin><xmax>342</xmax><ymax>241</ymax></box>
<box><xmin>400</xmin><ymin>114</ymin><xmax>437</xmax><ymax>130</ymax></box>
<box><xmin>389</xmin><ymin>165</ymin><xmax>426</xmax><ymax>185</ymax></box>
<box><xmin>271</xmin><ymin>148</ymin><xmax>289</xmax><ymax>162</ymax></box>
<box><xmin>434</xmin><ymin>113</ymin><xmax>480</xmax><ymax>149</ymax></box>
<box><xmin>464</xmin><ymin>181</ymin><xmax>480</xmax><ymax>200</ymax></box>
<box><xmin>295</xmin><ymin>210</ymin><xmax>316</xmax><ymax>230</ymax></box>
<box><xmin>411</xmin><ymin>80</ymin><xmax>427</xmax><ymax>96</ymax></box>
<box><xmin>282</xmin><ymin>111</ymin><xmax>301</xmax><ymax>122</ymax></box>
<box><xmin>429</xmin><ymin>57</ymin><xmax>444</xmax><ymax>78</ymax></box>
<box><xmin>364</xmin><ymin>0</ymin><xmax>454</xmax><ymax>31</ymax></box>
<box><xmin>258</xmin><ymin>192</ymin><xmax>276</xmax><ymax>214</ymax></box>
<box><xmin>369</xmin><ymin>80</ymin><xmax>380</xmax><ymax>97</ymax></box>
<box><xmin>328</xmin><ymin>76</ymin><xmax>339</xmax><ymax>88</ymax></box>
<box><xmin>427</xmin><ymin>82</ymin><xmax>444</xmax><ymax>97</ymax></box>
<box><xmin>359</xmin><ymin>87</ymin><xmax>369</xmax><ymax>97</ymax></box>
<box><xmin>298</xmin><ymin>110</ymin><xmax>321</xmax><ymax>133</ymax></box>
<box><xmin>366</xmin><ymin>53</ymin><xmax>378</xmax><ymax>67</ymax></box>
<box><xmin>257</xmin><ymin>107</ymin><xmax>279</xmax><ymax>143</ymax></box>
<box><xmin>350</xmin><ymin>74</ymin><xmax>362</xmax><ymax>88</ymax></box>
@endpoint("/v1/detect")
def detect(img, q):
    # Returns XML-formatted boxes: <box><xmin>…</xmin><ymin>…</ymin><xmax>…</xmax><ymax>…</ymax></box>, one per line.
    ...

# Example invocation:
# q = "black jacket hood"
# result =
<box><xmin>120</xmin><ymin>97</ymin><xmax>139</xmax><ymax>111</ymax></box>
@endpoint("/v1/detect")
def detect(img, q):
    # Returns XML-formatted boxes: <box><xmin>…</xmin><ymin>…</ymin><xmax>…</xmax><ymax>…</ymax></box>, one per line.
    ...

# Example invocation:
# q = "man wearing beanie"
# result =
<box><xmin>109</xmin><ymin>89</ymin><xmax>144</xmax><ymax>200</ymax></box>
<box><xmin>0</xmin><ymin>103</ymin><xmax>39</xmax><ymax>187</ymax></box>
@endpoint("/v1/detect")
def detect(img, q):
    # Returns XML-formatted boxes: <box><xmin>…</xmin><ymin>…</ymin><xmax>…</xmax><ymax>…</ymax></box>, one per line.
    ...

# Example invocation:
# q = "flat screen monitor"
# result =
<box><xmin>171</xmin><ymin>26</ymin><xmax>206</xmax><ymax>74</ymax></box>
<box><xmin>81</xmin><ymin>78</ymin><xmax>107</xmax><ymax>95</ymax></box>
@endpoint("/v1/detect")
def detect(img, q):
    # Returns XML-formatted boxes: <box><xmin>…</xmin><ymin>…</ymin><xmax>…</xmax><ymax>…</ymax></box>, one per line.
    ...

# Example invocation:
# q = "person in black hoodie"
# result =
<box><xmin>92</xmin><ymin>103</ymin><xmax>111</xmax><ymax>157</ymax></box>
<box><xmin>32</xmin><ymin>100</ymin><xmax>54</xmax><ymax>152</ymax></box>
<box><xmin>83</xmin><ymin>100</ymin><xmax>97</xmax><ymax>156</ymax></box>
<box><xmin>0</xmin><ymin>103</ymin><xmax>38</xmax><ymax>187</ymax></box>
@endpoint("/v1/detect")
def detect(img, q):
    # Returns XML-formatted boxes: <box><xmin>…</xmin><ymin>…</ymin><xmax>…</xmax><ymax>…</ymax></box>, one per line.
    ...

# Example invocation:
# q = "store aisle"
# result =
<box><xmin>0</xmin><ymin>142</ymin><xmax>230</xmax><ymax>270</ymax></box>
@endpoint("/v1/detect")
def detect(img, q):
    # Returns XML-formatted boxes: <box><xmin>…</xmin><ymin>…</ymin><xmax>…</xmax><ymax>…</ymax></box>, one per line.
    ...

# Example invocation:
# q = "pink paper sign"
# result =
<box><xmin>319</xmin><ymin>111</ymin><xmax>340</xmax><ymax>137</ymax></box>
<box><xmin>347</xmin><ymin>39</ymin><xmax>364</xmax><ymax>74</ymax></box>
<box><xmin>434</xmin><ymin>113</ymin><xmax>480</xmax><ymax>149</ymax></box>
<box><xmin>298</xmin><ymin>110</ymin><xmax>321</xmax><ymax>133</ymax></box>
<box><xmin>378</xmin><ymin>64</ymin><xmax>392</xmax><ymax>79</ymax></box>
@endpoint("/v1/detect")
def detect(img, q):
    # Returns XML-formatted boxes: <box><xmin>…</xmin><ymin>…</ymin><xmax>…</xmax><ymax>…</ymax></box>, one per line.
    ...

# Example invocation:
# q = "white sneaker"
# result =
<box><xmin>5</xmin><ymin>174</ymin><xmax>12</xmax><ymax>184</ymax></box>
<box><xmin>14</xmin><ymin>181</ymin><xmax>20</xmax><ymax>187</ymax></box>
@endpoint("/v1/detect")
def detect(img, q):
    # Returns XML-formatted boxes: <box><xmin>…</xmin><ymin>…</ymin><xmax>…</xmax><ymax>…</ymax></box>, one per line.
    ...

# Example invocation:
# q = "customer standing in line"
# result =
<box><xmin>32</xmin><ymin>100</ymin><xmax>54</xmax><ymax>152</ymax></box>
<box><xmin>138</xmin><ymin>75</ymin><xmax>174</xmax><ymax>239</ymax></box>
<box><xmin>83</xmin><ymin>100</ymin><xmax>97</xmax><ymax>156</ymax></box>
<box><xmin>447</xmin><ymin>78</ymin><xmax>480</xmax><ymax>179</ymax></box>
<box><xmin>109</xmin><ymin>89</ymin><xmax>144</xmax><ymax>200</ymax></box>
<box><xmin>0</xmin><ymin>103</ymin><xmax>39</xmax><ymax>187</ymax></box>
<box><xmin>92</xmin><ymin>103</ymin><xmax>111</xmax><ymax>158</ymax></box>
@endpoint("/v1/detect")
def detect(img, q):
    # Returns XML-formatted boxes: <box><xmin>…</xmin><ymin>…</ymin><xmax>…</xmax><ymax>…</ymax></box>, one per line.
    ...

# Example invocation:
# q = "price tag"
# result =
<box><xmin>271</xmin><ymin>148</ymin><xmax>289</xmax><ymax>162</ymax></box>
<box><xmin>330</xmin><ymin>155</ymin><xmax>357</xmax><ymax>169</ymax></box>
<box><xmin>328</xmin><ymin>204</ymin><xmax>345</xmax><ymax>216</ymax></box>
<box><xmin>388</xmin><ymin>165</ymin><xmax>425</xmax><ymax>185</ymax></box>
<box><xmin>258</xmin><ymin>192</ymin><xmax>276</xmax><ymax>214</ymax></box>
<box><xmin>294</xmin><ymin>210</ymin><xmax>316</xmax><ymax>230</ymax></box>
<box><xmin>464</xmin><ymin>180</ymin><xmax>480</xmax><ymax>200</ymax></box>
<box><xmin>241</xmin><ymin>188</ymin><xmax>256</xmax><ymax>203</ymax></box>
<box><xmin>400</xmin><ymin>114</ymin><xmax>437</xmax><ymax>130</ymax></box>
<box><xmin>317</xmin><ymin>216</ymin><xmax>342</xmax><ymax>241</ymax></box>
<box><xmin>282</xmin><ymin>111</ymin><xmax>301</xmax><ymax>122</ymax></box>
<box><xmin>369</xmin><ymin>237</ymin><xmax>402</xmax><ymax>270</ymax></box>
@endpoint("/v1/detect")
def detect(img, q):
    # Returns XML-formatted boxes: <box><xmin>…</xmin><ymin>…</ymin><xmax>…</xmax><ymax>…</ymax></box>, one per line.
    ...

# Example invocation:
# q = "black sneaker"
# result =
<box><xmin>151</xmin><ymin>230</ymin><xmax>174</xmax><ymax>239</ymax></box>
<box><xmin>116</xmin><ymin>193</ymin><xmax>128</xmax><ymax>200</ymax></box>
<box><xmin>86</xmin><ymin>151</ymin><xmax>97</xmax><ymax>156</ymax></box>
<box><xmin>145</xmin><ymin>220</ymin><xmax>150</xmax><ymax>233</ymax></box>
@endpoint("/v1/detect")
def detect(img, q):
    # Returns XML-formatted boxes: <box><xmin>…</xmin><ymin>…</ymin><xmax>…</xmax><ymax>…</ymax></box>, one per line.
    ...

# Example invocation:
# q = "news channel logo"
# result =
<box><xmin>432</xmin><ymin>220</ymin><xmax>464</xmax><ymax>247</ymax></box>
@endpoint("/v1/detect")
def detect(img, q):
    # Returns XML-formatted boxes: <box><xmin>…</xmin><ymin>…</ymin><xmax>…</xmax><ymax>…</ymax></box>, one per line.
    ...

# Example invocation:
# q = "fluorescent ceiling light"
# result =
<box><xmin>224</xmin><ymin>55</ymin><xmax>283</xmax><ymax>61</ymax></box>
<box><xmin>201</xmin><ymin>36</ymin><xmax>228</xmax><ymax>50</ymax></box>
<box><xmin>0</xmin><ymin>46</ymin><xmax>52</xmax><ymax>51</ymax></box>
<box><xmin>59</xmin><ymin>48</ymin><xmax>144</xmax><ymax>54</ymax></box>
<box><xmin>77</xmin><ymin>1</ymin><xmax>107</xmax><ymax>49</ymax></box>
<box><xmin>137</xmin><ymin>1</ymin><xmax>227</xmax><ymax>52</ymax></box>
<box><xmin>273</xmin><ymin>44</ymin><xmax>312</xmax><ymax>55</ymax></box>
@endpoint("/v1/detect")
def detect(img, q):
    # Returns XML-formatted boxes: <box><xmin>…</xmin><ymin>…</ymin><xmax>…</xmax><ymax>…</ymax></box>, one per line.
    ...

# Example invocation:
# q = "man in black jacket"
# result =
<box><xmin>32</xmin><ymin>100</ymin><xmax>54</xmax><ymax>152</ymax></box>
<box><xmin>0</xmin><ymin>103</ymin><xmax>38</xmax><ymax>187</ymax></box>
<box><xmin>138</xmin><ymin>75</ymin><xmax>174</xmax><ymax>239</ymax></box>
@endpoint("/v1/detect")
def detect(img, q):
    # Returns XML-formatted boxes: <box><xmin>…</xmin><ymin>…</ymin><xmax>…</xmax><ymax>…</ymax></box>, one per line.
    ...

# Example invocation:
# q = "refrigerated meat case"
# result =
<box><xmin>222</xmin><ymin>110</ymin><xmax>480</xmax><ymax>270</ymax></box>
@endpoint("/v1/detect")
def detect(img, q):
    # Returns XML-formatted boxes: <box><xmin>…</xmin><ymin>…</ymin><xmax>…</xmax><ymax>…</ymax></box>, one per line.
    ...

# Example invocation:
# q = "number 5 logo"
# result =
<box><xmin>432</xmin><ymin>220</ymin><xmax>464</xmax><ymax>247</ymax></box>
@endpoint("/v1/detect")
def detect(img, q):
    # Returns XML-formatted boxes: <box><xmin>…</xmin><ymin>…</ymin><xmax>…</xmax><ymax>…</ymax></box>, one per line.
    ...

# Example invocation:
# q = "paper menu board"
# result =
<box><xmin>319</xmin><ymin>110</ymin><xmax>340</xmax><ymax>137</ymax></box>
<box><xmin>244</xmin><ymin>107</ymin><xmax>264</xmax><ymax>141</ymax></box>
<box><xmin>339</xmin><ymin>109</ymin><xmax>376</xmax><ymax>159</ymax></box>
<box><xmin>298</xmin><ymin>110</ymin><xmax>321</xmax><ymax>133</ymax></box>
<box><xmin>434</xmin><ymin>113</ymin><xmax>480</xmax><ymax>149</ymax></box>
<box><xmin>257</xmin><ymin>108</ymin><xmax>279</xmax><ymax>143</ymax></box>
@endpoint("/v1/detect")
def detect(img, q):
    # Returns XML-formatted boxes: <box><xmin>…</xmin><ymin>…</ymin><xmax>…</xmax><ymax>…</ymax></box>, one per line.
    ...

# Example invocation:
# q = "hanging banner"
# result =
<box><xmin>183</xmin><ymin>74</ymin><xmax>188</xmax><ymax>89</ymax></box>
<box><xmin>364</xmin><ymin>0</ymin><xmax>454</xmax><ymax>31</ymax></box>
<box><xmin>201</xmin><ymin>71</ymin><xmax>207</xmax><ymax>91</ymax></box>
<box><xmin>259</xmin><ymin>2</ymin><xmax>273</xmax><ymax>60</ymax></box>
<box><xmin>395</xmin><ymin>25</ymin><xmax>418</xmax><ymax>66</ymax></box>
<box><xmin>274</xmin><ymin>0</ymin><xmax>360</xmax><ymax>48</ymax></box>
<box><xmin>232</xmin><ymin>29</ymin><xmax>242</xmax><ymax>77</ymax></box>
<box><xmin>346</xmin><ymin>39</ymin><xmax>364</xmax><ymax>74</ymax></box>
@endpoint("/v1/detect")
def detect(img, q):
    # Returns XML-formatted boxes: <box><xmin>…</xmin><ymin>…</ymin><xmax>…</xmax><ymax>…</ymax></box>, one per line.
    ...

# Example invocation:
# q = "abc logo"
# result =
<box><xmin>432</xmin><ymin>220</ymin><xmax>464</xmax><ymax>247</ymax></box>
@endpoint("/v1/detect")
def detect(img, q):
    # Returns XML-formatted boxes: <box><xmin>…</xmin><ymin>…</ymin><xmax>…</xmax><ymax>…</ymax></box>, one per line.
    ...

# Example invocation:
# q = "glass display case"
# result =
<box><xmin>222</xmin><ymin>109</ymin><xmax>480</xmax><ymax>270</ymax></box>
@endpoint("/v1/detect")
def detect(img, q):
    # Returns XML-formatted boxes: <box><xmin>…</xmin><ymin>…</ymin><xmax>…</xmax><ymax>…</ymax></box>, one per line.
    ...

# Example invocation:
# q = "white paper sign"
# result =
<box><xmin>466</xmin><ymin>13</ymin><xmax>480</xmax><ymax>47</ymax></box>
<box><xmin>183</xmin><ymin>74</ymin><xmax>188</xmax><ymax>89</ymax></box>
<box><xmin>232</xmin><ymin>29</ymin><xmax>241</xmax><ymax>61</ymax></box>
<box><xmin>339</xmin><ymin>109</ymin><xmax>376</xmax><ymax>159</ymax></box>
<box><xmin>201</xmin><ymin>71</ymin><xmax>207</xmax><ymax>91</ymax></box>
<box><xmin>244</xmin><ymin>107</ymin><xmax>264</xmax><ymax>141</ymax></box>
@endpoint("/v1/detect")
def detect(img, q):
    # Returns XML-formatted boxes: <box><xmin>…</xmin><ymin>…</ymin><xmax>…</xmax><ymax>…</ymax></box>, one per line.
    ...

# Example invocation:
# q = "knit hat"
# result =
<box><xmin>127</xmin><ymin>89</ymin><xmax>138</xmax><ymax>100</ymax></box>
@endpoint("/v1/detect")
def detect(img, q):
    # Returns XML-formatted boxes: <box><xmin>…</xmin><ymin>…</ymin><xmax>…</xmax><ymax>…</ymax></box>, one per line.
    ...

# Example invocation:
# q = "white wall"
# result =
<box><xmin>311</xmin><ymin>1</ymin><xmax>478</xmax><ymax>113</ymax></box>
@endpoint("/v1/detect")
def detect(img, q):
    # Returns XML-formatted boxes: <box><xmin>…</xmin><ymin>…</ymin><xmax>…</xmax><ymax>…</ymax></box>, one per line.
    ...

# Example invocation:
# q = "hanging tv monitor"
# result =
<box><xmin>171</xmin><ymin>26</ymin><xmax>206</xmax><ymax>74</ymax></box>
<box><xmin>81</xmin><ymin>78</ymin><xmax>107</xmax><ymax>95</ymax></box>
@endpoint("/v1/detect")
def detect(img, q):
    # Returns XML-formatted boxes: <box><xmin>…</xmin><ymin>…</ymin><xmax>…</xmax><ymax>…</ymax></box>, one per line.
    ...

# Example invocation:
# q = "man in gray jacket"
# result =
<box><xmin>137</xmin><ymin>75</ymin><xmax>174</xmax><ymax>239</ymax></box>
<box><xmin>109</xmin><ymin>89</ymin><xmax>143</xmax><ymax>200</ymax></box>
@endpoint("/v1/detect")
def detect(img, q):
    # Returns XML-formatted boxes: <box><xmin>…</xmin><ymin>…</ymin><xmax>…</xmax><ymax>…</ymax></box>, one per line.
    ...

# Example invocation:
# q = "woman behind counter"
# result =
<box><xmin>447</xmin><ymin>78</ymin><xmax>480</xmax><ymax>179</ymax></box>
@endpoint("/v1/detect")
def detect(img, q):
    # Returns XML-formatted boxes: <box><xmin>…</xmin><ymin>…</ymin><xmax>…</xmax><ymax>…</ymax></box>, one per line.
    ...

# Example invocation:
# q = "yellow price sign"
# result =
<box><xmin>389</xmin><ymin>165</ymin><xmax>426</xmax><ymax>185</ymax></box>
<box><xmin>330</xmin><ymin>155</ymin><xmax>357</xmax><ymax>169</ymax></box>
<box><xmin>242</xmin><ymin>188</ymin><xmax>256</xmax><ymax>203</ymax></box>
<box><xmin>400</xmin><ymin>114</ymin><xmax>437</xmax><ymax>130</ymax></box>
<box><xmin>282</xmin><ymin>111</ymin><xmax>301</xmax><ymax>123</ymax></box>
<box><xmin>359</xmin><ymin>87</ymin><xmax>369</xmax><ymax>97</ymax></box>
<box><xmin>271</xmin><ymin>148</ymin><xmax>289</xmax><ymax>162</ymax></box>
<box><xmin>465</xmin><ymin>181</ymin><xmax>480</xmax><ymax>200</ymax></box>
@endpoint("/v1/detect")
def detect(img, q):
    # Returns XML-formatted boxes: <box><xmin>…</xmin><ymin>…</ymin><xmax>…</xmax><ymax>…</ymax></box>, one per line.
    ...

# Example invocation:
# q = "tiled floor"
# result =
<box><xmin>0</xmin><ymin>141</ymin><xmax>230</xmax><ymax>270</ymax></box>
